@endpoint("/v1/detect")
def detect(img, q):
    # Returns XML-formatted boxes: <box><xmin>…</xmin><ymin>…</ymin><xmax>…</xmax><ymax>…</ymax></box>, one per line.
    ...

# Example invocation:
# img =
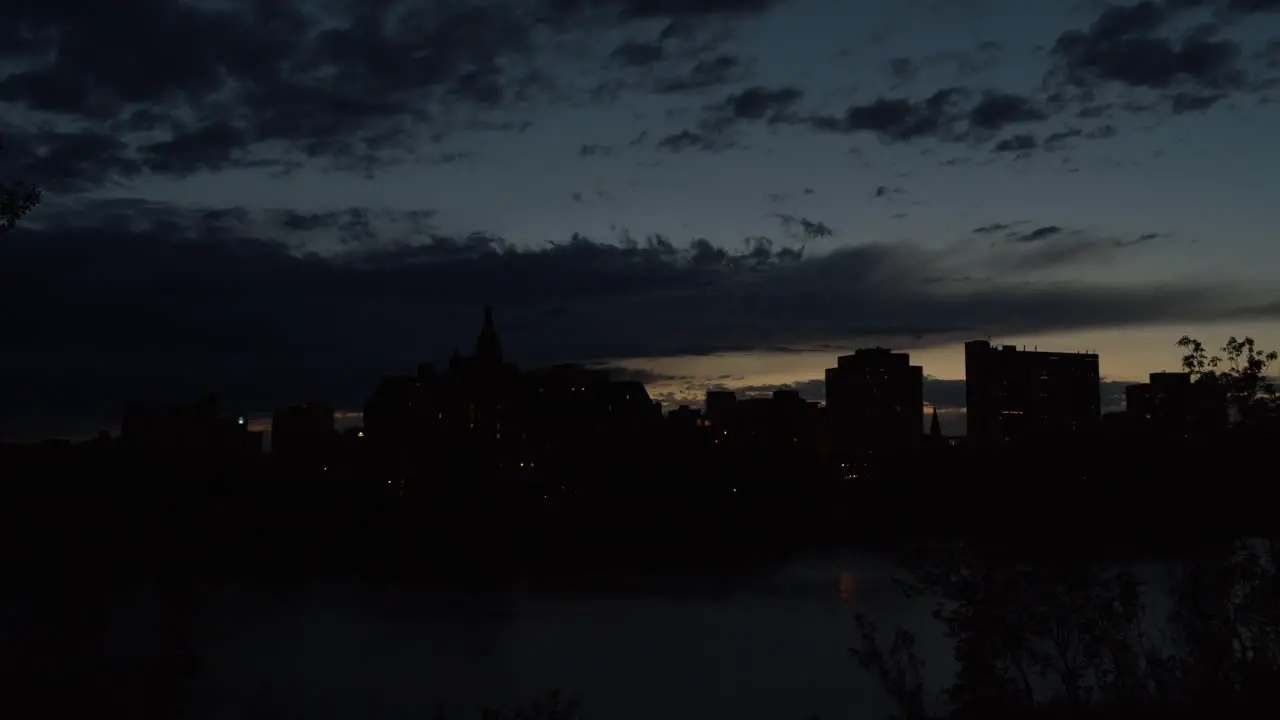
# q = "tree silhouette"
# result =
<box><xmin>851</xmin><ymin>539</ymin><xmax>1278</xmax><ymax>718</ymax></box>
<box><xmin>1177</xmin><ymin>335</ymin><xmax>1278</xmax><ymax>429</ymax></box>
<box><xmin>1</xmin><ymin>137</ymin><xmax>41</xmax><ymax>233</ymax></box>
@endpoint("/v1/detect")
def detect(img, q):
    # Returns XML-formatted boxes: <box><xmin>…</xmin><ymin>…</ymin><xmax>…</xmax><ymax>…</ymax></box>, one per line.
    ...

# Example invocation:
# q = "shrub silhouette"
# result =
<box><xmin>851</xmin><ymin>539</ymin><xmax>1278</xmax><ymax>718</ymax></box>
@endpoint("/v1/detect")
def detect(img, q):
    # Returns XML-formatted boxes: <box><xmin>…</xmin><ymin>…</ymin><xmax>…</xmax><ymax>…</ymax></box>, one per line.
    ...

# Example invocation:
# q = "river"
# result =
<box><xmin>64</xmin><ymin>549</ymin><xmax>946</xmax><ymax>719</ymax></box>
<box><xmin>18</xmin><ymin>544</ymin><xmax>1194</xmax><ymax>719</ymax></box>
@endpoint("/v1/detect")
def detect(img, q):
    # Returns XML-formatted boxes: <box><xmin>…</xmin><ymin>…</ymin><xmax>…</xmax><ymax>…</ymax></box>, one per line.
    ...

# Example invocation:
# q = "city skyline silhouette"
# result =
<box><xmin>3</xmin><ymin>0</ymin><xmax>1280</xmax><ymax>442</ymax></box>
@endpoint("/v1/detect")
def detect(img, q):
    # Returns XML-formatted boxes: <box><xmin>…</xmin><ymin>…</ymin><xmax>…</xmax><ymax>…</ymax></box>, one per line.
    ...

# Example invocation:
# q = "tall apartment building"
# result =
<box><xmin>824</xmin><ymin>348</ymin><xmax>924</xmax><ymax>453</ymax></box>
<box><xmin>964</xmin><ymin>340</ymin><xmax>1100</xmax><ymax>447</ymax></box>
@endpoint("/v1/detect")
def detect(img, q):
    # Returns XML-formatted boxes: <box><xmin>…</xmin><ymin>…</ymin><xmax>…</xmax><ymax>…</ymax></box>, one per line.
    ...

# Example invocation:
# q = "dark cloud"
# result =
<box><xmin>1222</xmin><ymin>0</ymin><xmax>1280</xmax><ymax>17</ymax></box>
<box><xmin>0</xmin><ymin>127</ymin><xmax>142</xmax><ymax>194</ymax></box>
<box><xmin>968</xmin><ymin>92</ymin><xmax>1048</xmax><ymax>132</ymax></box>
<box><xmin>1023</xmin><ymin>0</ymin><xmax>1280</xmax><ymax>127</ymax></box>
<box><xmin>588</xmin><ymin>366</ymin><xmax>688</xmax><ymax>385</ymax></box>
<box><xmin>1042</xmin><ymin>128</ymin><xmax>1083</xmax><ymax>150</ymax></box>
<box><xmin>1048</xmin><ymin>1</ymin><xmax>1245</xmax><ymax>93</ymax></box>
<box><xmin>773</xmin><ymin>213</ymin><xmax>835</xmax><ymax>240</ymax></box>
<box><xmin>807</xmin><ymin>87</ymin><xmax>969</xmax><ymax>142</ymax></box>
<box><xmin>992</xmin><ymin>134</ymin><xmax>1038</xmax><ymax>153</ymax></box>
<box><xmin>654</xmin><ymin>54</ymin><xmax>746</xmax><ymax>93</ymax></box>
<box><xmin>979</xmin><ymin>223</ymin><xmax>1174</xmax><ymax>273</ymax></box>
<box><xmin>0</xmin><ymin>0</ymin><xmax>781</xmax><ymax>190</ymax></box>
<box><xmin>794</xmin><ymin>0</ymin><xmax>1280</xmax><ymax>150</ymax></box>
<box><xmin>721</xmin><ymin>86</ymin><xmax>805</xmax><ymax>121</ymax></box>
<box><xmin>1171</xmin><ymin>91</ymin><xmax>1228</xmax><ymax>112</ymax></box>
<box><xmin>805</xmin><ymin>88</ymin><xmax>1050</xmax><ymax>145</ymax></box>
<box><xmin>972</xmin><ymin>223</ymin><xmax>1014</xmax><ymax>234</ymax></box>
<box><xmin>610</xmin><ymin>41</ymin><xmax>665</xmax><ymax>67</ymax></box>
<box><xmin>654</xmin><ymin>85</ymin><xmax>803</xmax><ymax>152</ymax></box>
<box><xmin>619</xmin><ymin>0</ymin><xmax>783</xmax><ymax>20</ymax></box>
<box><xmin>1014</xmin><ymin>225</ymin><xmax>1065</xmax><ymax>243</ymax></box>
<box><xmin>6</xmin><ymin>0</ymin><xmax>1272</xmax><ymax>190</ymax></box>
<box><xmin>887</xmin><ymin>42</ymin><xmax>1006</xmax><ymax>89</ymax></box>
<box><xmin>2</xmin><ymin>199</ymin><xmax>1274</xmax><ymax>437</ymax></box>
<box><xmin>1118</xmin><ymin>231</ymin><xmax>1169</xmax><ymax>247</ymax></box>
<box><xmin>656</xmin><ymin>129</ymin><xmax>729</xmax><ymax>152</ymax></box>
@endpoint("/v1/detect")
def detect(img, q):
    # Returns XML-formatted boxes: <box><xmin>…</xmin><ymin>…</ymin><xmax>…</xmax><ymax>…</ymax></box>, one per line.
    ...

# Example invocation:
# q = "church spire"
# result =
<box><xmin>474</xmin><ymin>304</ymin><xmax>503</xmax><ymax>364</ymax></box>
<box><xmin>929</xmin><ymin>405</ymin><xmax>942</xmax><ymax>440</ymax></box>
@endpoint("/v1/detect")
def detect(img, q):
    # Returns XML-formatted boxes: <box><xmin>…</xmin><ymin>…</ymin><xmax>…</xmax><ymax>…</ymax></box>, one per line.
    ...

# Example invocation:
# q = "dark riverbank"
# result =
<box><xmin>4</xmin><ymin>440</ymin><xmax>1271</xmax><ymax>583</ymax></box>
<box><xmin>5</xmin><ymin>492</ymin><xmax>1249</xmax><ymax>587</ymax></box>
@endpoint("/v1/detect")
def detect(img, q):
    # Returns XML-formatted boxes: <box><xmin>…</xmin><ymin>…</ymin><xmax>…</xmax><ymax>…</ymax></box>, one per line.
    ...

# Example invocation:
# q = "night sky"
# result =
<box><xmin>2</xmin><ymin>0</ymin><xmax>1279</xmax><ymax>440</ymax></box>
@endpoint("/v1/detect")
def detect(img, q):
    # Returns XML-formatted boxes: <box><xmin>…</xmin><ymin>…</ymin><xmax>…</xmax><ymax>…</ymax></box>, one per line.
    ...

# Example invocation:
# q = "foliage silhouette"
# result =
<box><xmin>851</xmin><ymin>539</ymin><xmax>1278</xmax><ymax>718</ymax></box>
<box><xmin>1177</xmin><ymin>335</ymin><xmax>1278</xmax><ymax>429</ymax></box>
<box><xmin>0</xmin><ymin>138</ymin><xmax>41</xmax><ymax>233</ymax></box>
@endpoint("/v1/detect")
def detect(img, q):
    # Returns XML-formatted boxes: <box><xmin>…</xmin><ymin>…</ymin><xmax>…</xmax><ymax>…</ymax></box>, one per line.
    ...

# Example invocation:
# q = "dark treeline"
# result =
<box><xmin>3</xmin><ymin>434</ymin><xmax>1272</xmax><ymax>585</ymax></box>
<box><xmin>850</xmin><ymin>537</ymin><xmax>1279</xmax><ymax>719</ymax></box>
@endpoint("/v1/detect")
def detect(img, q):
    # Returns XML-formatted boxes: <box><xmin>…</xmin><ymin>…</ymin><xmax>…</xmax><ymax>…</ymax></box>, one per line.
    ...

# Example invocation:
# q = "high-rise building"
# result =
<box><xmin>964</xmin><ymin>340</ymin><xmax>1100</xmax><ymax>447</ymax></box>
<box><xmin>704</xmin><ymin>390</ymin><xmax>738</xmax><ymax>430</ymax></box>
<box><xmin>1125</xmin><ymin>371</ymin><xmax>1227</xmax><ymax>441</ymax></box>
<box><xmin>824</xmin><ymin>348</ymin><xmax>924</xmax><ymax>453</ymax></box>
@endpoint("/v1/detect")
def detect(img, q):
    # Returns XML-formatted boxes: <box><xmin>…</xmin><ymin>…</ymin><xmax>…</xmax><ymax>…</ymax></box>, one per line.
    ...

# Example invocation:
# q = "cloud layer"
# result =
<box><xmin>0</xmin><ymin>0</ymin><xmax>791</xmax><ymax>188</ymax></box>
<box><xmin>3</xmin><ymin>0</ymin><xmax>1278</xmax><ymax>188</ymax></box>
<box><xmin>2</xmin><ymin>200</ymin><xmax>1275</xmax><ymax>436</ymax></box>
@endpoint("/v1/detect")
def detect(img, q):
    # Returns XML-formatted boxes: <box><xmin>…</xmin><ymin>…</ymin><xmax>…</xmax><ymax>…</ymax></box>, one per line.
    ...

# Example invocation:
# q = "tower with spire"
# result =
<box><xmin>929</xmin><ymin>405</ymin><xmax>942</xmax><ymax>442</ymax></box>
<box><xmin>474</xmin><ymin>304</ymin><xmax>504</xmax><ymax>366</ymax></box>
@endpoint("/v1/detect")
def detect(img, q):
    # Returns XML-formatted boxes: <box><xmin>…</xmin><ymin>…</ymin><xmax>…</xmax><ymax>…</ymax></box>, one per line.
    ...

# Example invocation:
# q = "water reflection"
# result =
<box><xmin>159</xmin><ymin>551</ymin><xmax>934</xmax><ymax>720</ymax></box>
<box><xmin>839</xmin><ymin>571</ymin><xmax>856</xmax><ymax>601</ymax></box>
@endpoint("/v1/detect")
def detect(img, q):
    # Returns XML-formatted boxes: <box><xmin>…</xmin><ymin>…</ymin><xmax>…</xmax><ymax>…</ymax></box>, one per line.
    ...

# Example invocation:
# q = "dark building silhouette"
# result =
<box><xmin>602</xmin><ymin>381</ymin><xmax>662</xmax><ymax>428</ymax></box>
<box><xmin>1125</xmin><ymin>371</ymin><xmax>1228</xmax><ymax>442</ymax></box>
<box><xmin>704</xmin><ymin>390</ymin><xmax>738</xmax><ymax>436</ymax></box>
<box><xmin>824</xmin><ymin>348</ymin><xmax>924</xmax><ymax>453</ymax></box>
<box><xmin>122</xmin><ymin>392</ymin><xmax>259</xmax><ymax>455</ymax></box>
<box><xmin>964</xmin><ymin>340</ymin><xmax>1100</xmax><ymax>447</ymax></box>
<box><xmin>667</xmin><ymin>404</ymin><xmax>703</xmax><ymax>429</ymax></box>
<box><xmin>694</xmin><ymin>389</ymin><xmax>826</xmax><ymax>453</ymax></box>
<box><xmin>524</xmin><ymin>363</ymin><xmax>623</xmax><ymax>459</ymax></box>
<box><xmin>361</xmin><ymin>306</ymin><xmax>666</xmax><ymax>491</ymax></box>
<box><xmin>271</xmin><ymin>403</ymin><xmax>335</xmax><ymax>462</ymax></box>
<box><xmin>735</xmin><ymin>397</ymin><xmax>775</xmax><ymax>448</ymax></box>
<box><xmin>445</xmin><ymin>304</ymin><xmax>523</xmax><ymax>457</ymax></box>
<box><xmin>364</xmin><ymin>306</ymin><xmax>525</xmax><ymax>469</ymax></box>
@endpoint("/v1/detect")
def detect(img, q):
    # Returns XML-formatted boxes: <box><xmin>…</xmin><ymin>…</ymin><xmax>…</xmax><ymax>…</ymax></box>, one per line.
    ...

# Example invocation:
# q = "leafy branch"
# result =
<box><xmin>1</xmin><ymin>137</ymin><xmax>42</xmax><ymax>233</ymax></box>
<box><xmin>1177</xmin><ymin>335</ymin><xmax>1278</xmax><ymax>428</ymax></box>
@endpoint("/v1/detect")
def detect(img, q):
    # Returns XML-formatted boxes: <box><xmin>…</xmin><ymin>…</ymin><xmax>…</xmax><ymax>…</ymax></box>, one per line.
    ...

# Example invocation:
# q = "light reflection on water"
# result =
<box><xmin>839</xmin><ymin>571</ymin><xmax>856</xmax><ymax>600</ymax></box>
